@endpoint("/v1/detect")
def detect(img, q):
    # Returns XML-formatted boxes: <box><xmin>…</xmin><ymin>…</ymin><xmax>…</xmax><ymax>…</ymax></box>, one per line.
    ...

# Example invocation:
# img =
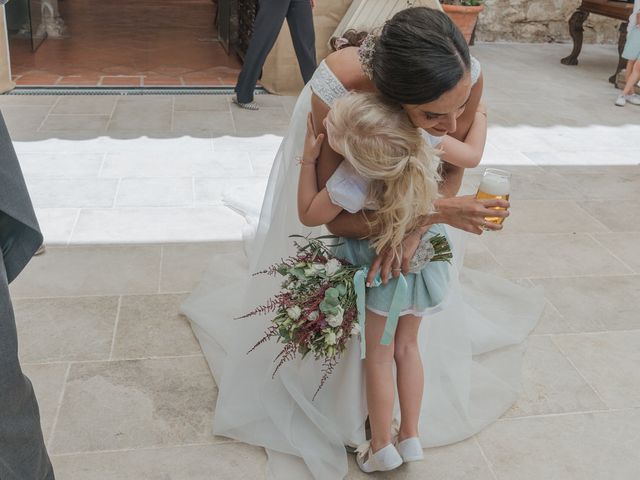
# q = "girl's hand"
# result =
<box><xmin>302</xmin><ymin>113</ymin><xmax>324</xmax><ymax>164</ymax></box>
<box><xmin>366</xmin><ymin>230</ymin><xmax>422</xmax><ymax>286</ymax></box>
<box><xmin>436</xmin><ymin>195</ymin><xmax>510</xmax><ymax>235</ymax></box>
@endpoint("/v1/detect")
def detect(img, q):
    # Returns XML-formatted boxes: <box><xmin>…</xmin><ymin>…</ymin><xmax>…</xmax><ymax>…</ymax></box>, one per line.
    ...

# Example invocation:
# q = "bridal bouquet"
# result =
<box><xmin>239</xmin><ymin>234</ymin><xmax>452</xmax><ymax>399</ymax></box>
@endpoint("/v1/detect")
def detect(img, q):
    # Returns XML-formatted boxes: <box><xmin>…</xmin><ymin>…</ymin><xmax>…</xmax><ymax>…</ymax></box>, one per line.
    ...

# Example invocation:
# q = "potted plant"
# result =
<box><xmin>440</xmin><ymin>1</ymin><xmax>484</xmax><ymax>44</ymax></box>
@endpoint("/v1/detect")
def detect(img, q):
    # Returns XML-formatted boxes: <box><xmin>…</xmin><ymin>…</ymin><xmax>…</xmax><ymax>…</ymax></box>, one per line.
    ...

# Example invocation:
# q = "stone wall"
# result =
<box><xmin>476</xmin><ymin>0</ymin><xmax>622</xmax><ymax>43</ymax></box>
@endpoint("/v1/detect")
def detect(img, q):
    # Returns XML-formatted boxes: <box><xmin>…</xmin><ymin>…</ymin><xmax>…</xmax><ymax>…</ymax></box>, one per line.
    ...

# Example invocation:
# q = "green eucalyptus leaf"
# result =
<box><xmin>319</xmin><ymin>300</ymin><xmax>339</xmax><ymax>315</ymax></box>
<box><xmin>290</xmin><ymin>268</ymin><xmax>306</xmax><ymax>280</ymax></box>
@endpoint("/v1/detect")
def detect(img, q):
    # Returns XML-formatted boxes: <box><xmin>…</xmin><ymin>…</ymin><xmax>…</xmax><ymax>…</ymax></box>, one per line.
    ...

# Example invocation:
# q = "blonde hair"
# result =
<box><xmin>327</xmin><ymin>92</ymin><xmax>441</xmax><ymax>255</ymax></box>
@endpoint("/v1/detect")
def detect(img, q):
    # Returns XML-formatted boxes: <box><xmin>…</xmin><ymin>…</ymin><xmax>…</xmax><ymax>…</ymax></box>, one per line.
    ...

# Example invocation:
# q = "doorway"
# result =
<box><xmin>6</xmin><ymin>0</ymin><xmax>242</xmax><ymax>87</ymax></box>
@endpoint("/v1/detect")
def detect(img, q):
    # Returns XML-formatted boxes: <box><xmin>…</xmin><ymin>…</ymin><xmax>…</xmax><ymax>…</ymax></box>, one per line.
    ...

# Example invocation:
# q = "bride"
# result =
<box><xmin>182</xmin><ymin>7</ymin><xmax>544</xmax><ymax>480</ymax></box>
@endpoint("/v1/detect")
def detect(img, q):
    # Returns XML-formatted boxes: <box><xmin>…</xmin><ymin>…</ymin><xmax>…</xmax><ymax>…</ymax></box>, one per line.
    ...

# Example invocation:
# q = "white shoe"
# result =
<box><xmin>615</xmin><ymin>94</ymin><xmax>626</xmax><ymax>107</ymax></box>
<box><xmin>627</xmin><ymin>94</ymin><xmax>640</xmax><ymax>105</ymax></box>
<box><xmin>396</xmin><ymin>437</ymin><xmax>424</xmax><ymax>462</ymax></box>
<box><xmin>356</xmin><ymin>443</ymin><xmax>403</xmax><ymax>473</ymax></box>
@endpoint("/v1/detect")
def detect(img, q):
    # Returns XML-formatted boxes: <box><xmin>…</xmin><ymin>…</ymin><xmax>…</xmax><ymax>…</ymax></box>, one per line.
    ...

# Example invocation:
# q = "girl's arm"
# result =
<box><xmin>311</xmin><ymin>94</ymin><xmax>345</xmax><ymax>189</ymax></box>
<box><xmin>298</xmin><ymin>113</ymin><xmax>343</xmax><ymax>227</ymax></box>
<box><xmin>438</xmin><ymin>108</ymin><xmax>487</xmax><ymax>169</ymax></box>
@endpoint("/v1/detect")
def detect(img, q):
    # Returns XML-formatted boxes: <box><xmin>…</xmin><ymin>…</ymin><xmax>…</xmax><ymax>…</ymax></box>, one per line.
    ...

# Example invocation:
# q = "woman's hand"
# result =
<box><xmin>365</xmin><ymin>195</ymin><xmax>509</xmax><ymax>284</ymax></box>
<box><xmin>301</xmin><ymin>113</ymin><xmax>324</xmax><ymax>164</ymax></box>
<box><xmin>435</xmin><ymin>195</ymin><xmax>509</xmax><ymax>235</ymax></box>
<box><xmin>366</xmin><ymin>230</ymin><xmax>423</xmax><ymax>286</ymax></box>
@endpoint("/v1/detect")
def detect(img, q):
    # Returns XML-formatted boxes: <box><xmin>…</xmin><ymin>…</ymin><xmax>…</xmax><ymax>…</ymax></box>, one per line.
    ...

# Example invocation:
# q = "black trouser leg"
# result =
<box><xmin>0</xmin><ymin>256</ymin><xmax>54</xmax><ymax>480</ymax></box>
<box><xmin>235</xmin><ymin>0</ymin><xmax>292</xmax><ymax>103</ymax></box>
<box><xmin>286</xmin><ymin>0</ymin><xmax>316</xmax><ymax>84</ymax></box>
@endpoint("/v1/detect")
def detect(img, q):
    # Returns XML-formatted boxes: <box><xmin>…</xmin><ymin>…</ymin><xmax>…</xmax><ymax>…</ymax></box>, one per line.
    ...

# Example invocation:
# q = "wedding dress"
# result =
<box><xmin>181</xmin><ymin>59</ymin><xmax>544</xmax><ymax>480</ymax></box>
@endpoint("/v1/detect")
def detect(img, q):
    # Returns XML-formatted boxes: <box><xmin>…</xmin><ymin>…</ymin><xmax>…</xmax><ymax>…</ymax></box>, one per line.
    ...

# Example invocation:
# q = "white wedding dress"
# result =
<box><xmin>181</xmin><ymin>59</ymin><xmax>544</xmax><ymax>480</ymax></box>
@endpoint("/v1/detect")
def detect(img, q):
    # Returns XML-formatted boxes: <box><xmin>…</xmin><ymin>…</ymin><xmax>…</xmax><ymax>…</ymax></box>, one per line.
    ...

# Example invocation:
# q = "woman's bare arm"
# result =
<box><xmin>438</xmin><ymin>73</ymin><xmax>485</xmax><ymax>198</ymax></box>
<box><xmin>439</xmin><ymin>164</ymin><xmax>464</xmax><ymax>198</ymax></box>
<box><xmin>439</xmin><ymin>111</ymin><xmax>487</xmax><ymax>169</ymax></box>
<box><xmin>326</xmin><ymin>210</ymin><xmax>373</xmax><ymax>238</ymax></box>
<box><xmin>453</xmin><ymin>72</ymin><xmax>483</xmax><ymax>142</ymax></box>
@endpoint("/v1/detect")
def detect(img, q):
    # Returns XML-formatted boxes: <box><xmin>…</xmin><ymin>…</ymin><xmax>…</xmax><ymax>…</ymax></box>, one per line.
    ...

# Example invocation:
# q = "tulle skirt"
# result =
<box><xmin>181</xmin><ymin>84</ymin><xmax>544</xmax><ymax>480</ymax></box>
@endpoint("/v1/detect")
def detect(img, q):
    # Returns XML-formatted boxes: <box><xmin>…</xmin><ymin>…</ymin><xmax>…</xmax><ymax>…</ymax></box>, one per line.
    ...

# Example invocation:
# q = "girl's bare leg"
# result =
<box><xmin>364</xmin><ymin>310</ymin><xmax>396</xmax><ymax>453</ymax></box>
<box><xmin>394</xmin><ymin>314</ymin><xmax>424</xmax><ymax>441</ymax></box>
<box><xmin>623</xmin><ymin>60</ymin><xmax>640</xmax><ymax>96</ymax></box>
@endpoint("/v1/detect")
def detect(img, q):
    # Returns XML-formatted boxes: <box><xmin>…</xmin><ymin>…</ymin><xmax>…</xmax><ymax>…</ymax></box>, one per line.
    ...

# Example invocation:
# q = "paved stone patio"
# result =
<box><xmin>3</xmin><ymin>43</ymin><xmax>640</xmax><ymax>479</ymax></box>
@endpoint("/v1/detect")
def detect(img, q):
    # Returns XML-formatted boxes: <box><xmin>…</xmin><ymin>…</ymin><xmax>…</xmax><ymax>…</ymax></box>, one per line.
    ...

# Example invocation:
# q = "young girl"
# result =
<box><xmin>297</xmin><ymin>91</ymin><xmax>485</xmax><ymax>474</ymax></box>
<box><xmin>615</xmin><ymin>0</ymin><xmax>640</xmax><ymax>106</ymax></box>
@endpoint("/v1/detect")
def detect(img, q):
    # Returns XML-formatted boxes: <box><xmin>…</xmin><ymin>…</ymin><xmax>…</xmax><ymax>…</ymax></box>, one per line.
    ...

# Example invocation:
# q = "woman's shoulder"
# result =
<box><xmin>324</xmin><ymin>48</ymin><xmax>371</xmax><ymax>92</ymax></box>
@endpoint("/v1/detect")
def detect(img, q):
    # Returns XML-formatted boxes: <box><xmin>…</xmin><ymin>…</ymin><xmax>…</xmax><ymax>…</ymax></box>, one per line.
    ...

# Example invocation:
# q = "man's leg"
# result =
<box><xmin>0</xmin><ymin>256</ymin><xmax>54</xmax><ymax>480</ymax></box>
<box><xmin>234</xmin><ymin>0</ymin><xmax>292</xmax><ymax>104</ymax></box>
<box><xmin>286</xmin><ymin>0</ymin><xmax>316</xmax><ymax>84</ymax></box>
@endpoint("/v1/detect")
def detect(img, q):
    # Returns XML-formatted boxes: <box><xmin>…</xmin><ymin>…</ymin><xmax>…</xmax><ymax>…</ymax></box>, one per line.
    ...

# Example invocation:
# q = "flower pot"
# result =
<box><xmin>442</xmin><ymin>4</ymin><xmax>484</xmax><ymax>44</ymax></box>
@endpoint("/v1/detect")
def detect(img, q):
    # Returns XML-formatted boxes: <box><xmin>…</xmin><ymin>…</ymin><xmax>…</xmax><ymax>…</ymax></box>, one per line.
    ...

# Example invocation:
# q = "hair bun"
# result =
<box><xmin>329</xmin><ymin>29</ymin><xmax>370</xmax><ymax>51</ymax></box>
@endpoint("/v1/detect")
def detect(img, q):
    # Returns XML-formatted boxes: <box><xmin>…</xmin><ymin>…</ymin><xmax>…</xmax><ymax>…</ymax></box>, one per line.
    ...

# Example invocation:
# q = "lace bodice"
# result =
<box><xmin>310</xmin><ymin>61</ymin><xmax>349</xmax><ymax>107</ymax></box>
<box><xmin>470</xmin><ymin>56</ymin><xmax>481</xmax><ymax>85</ymax></box>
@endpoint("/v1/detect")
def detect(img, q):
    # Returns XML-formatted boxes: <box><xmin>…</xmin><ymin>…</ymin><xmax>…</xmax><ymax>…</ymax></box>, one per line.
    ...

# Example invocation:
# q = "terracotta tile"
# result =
<box><xmin>56</xmin><ymin>77</ymin><xmax>100</xmax><ymax>86</ymax></box>
<box><xmin>218</xmin><ymin>74</ymin><xmax>239</xmax><ymax>85</ymax></box>
<box><xmin>143</xmin><ymin>75</ymin><xmax>184</xmax><ymax>86</ymax></box>
<box><xmin>153</xmin><ymin>66</ymin><xmax>192</xmax><ymax>77</ymax></box>
<box><xmin>101</xmin><ymin>76</ymin><xmax>143</xmax><ymax>86</ymax></box>
<box><xmin>17</xmin><ymin>74</ymin><xmax>62</xmax><ymax>86</ymax></box>
<box><xmin>182</xmin><ymin>76</ymin><xmax>220</xmax><ymax>86</ymax></box>
<box><xmin>102</xmin><ymin>65</ymin><xmax>139</xmax><ymax>75</ymax></box>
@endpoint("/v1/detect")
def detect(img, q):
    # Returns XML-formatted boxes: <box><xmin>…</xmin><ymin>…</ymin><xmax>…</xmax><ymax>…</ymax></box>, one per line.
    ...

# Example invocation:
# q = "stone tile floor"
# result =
<box><xmin>4</xmin><ymin>43</ymin><xmax>640</xmax><ymax>479</ymax></box>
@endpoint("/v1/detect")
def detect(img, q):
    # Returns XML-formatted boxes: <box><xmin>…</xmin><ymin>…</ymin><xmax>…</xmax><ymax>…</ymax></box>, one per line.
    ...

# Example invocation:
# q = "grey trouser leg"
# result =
<box><xmin>0</xmin><ymin>256</ymin><xmax>54</xmax><ymax>480</ymax></box>
<box><xmin>235</xmin><ymin>0</ymin><xmax>316</xmax><ymax>103</ymax></box>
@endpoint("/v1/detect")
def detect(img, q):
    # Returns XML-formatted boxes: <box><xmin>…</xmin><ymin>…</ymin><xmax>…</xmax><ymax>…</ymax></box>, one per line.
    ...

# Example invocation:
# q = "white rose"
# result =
<box><xmin>351</xmin><ymin>323</ymin><xmax>361</xmax><ymax>336</ymax></box>
<box><xmin>308</xmin><ymin>311</ymin><xmax>319</xmax><ymax>321</ymax></box>
<box><xmin>286</xmin><ymin>306</ymin><xmax>302</xmax><ymax>320</ymax></box>
<box><xmin>325</xmin><ymin>258</ymin><xmax>342</xmax><ymax>277</ymax></box>
<box><xmin>336</xmin><ymin>328</ymin><xmax>344</xmax><ymax>339</ymax></box>
<box><xmin>304</xmin><ymin>263</ymin><xmax>325</xmax><ymax>277</ymax></box>
<box><xmin>326</xmin><ymin>305</ymin><xmax>344</xmax><ymax>327</ymax></box>
<box><xmin>325</xmin><ymin>331</ymin><xmax>337</xmax><ymax>345</ymax></box>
